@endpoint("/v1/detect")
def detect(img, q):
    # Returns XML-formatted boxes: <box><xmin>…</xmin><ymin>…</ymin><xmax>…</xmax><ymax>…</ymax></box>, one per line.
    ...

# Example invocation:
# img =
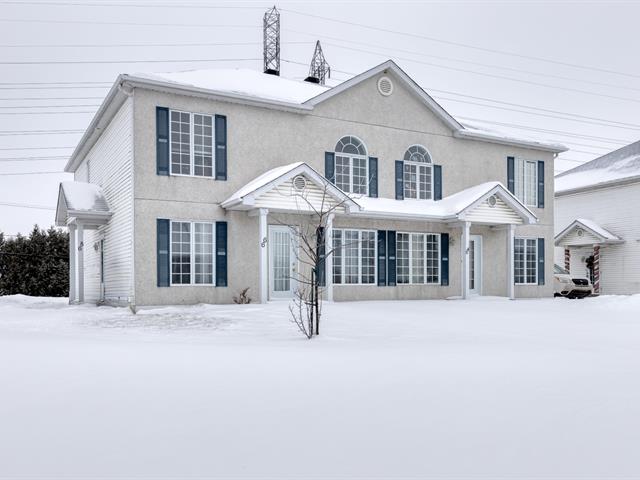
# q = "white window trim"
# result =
<box><xmin>169</xmin><ymin>220</ymin><xmax>216</xmax><ymax>287</ymax></box>
<box><xmin>169</xmin><ymin>109</ymin><xmax>215</xmax><ymax>179</ymax></box>
<box><xmin>332</xmin><ymin>228</ymin><xmax>377</xmax><ymax>286</ymax></box>
<box><xmin>403</xmin><ymin>162</ymin><xmax>433</xmax><ymax>200</ymax></box>
<box><xmin>514</xmin><ymin>237</ymin><xmax>537</xmax><ymax>286</ymax></box>
<box><xmin>397</xmin><ymin>231</ymin><xmax>441</xmax><ymax>285</ymax></box>
<box><xmin>514</xmin><ymin>157</ymin><xmax>538</xmax><ymax>207</ymax></box>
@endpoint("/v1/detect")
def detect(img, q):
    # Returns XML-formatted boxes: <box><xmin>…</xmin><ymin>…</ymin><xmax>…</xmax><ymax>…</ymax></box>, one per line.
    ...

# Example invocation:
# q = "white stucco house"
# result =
<box><xmin>554</xmin><ymin>140</ymin><xmax>640</xmax><ymax>294</ymax></box>
<box><xmin>55</xmin><ymin>60</ymin><xmax>566</xmax><ymax>309</ymax></box>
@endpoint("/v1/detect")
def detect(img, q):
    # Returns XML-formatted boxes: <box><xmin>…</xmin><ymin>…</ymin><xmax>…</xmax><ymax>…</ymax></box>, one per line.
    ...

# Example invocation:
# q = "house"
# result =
<box><xmin>55</xmin><ymin>60</ymin><xmax>566</xmax><ymax>309</ymax></box>
<box><xmin>554</xmin><ymin>140</ymin><xmax>640</xmax><ymax>294</ymax></box>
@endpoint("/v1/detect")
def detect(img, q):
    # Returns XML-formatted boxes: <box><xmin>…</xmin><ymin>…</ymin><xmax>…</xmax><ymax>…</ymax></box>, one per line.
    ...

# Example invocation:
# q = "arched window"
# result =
<box><xmin>403</xmin><ymin>145</ymin><xmax>432</xmax><ymax>200</ymax></box>
<box><xmin>334</xmin><ymin>136</ymin><xmax>368</xmax><ymax>195</ymax></box>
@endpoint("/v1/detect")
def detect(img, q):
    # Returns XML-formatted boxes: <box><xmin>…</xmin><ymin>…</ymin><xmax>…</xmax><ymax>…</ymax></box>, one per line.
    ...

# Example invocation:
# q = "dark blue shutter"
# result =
<box><xmin>507</xmin><ymin>156</ymin><xmax>515</xmax><ymax>194</ymax></box>
<box><xmin>156</xmin><ymin>107</ymin><xmax>169</xmax><ymax>176</ymax></box>
<box><xmin>434</xmin><ymin>164</ymin><xmax>442</xmax><ymax>200</ymax></box>
<box><xmin>156</xmin><ymin>219</ymin><xmax>170</xmax><ymax>287</ymax></box>
<box><xmin>537</xmin><ymin>161</ymin><xmax>545</xmax><ymax>208</ymax></box>
<box><xmin>440</xmin><ymin>233</ymin><xmax>449</xmax><ymax>286</ymax></box>
<box><xmin>215</xmin><ymin>115</ymin><xmax>227</xmax><ymax>180</ymax></box>
<box><xmin>377</xmin><ymin>230</ymin><xmax>387</xmax><ymax>286</ymax></box>
<box><xmin>395</xmin><ymin>161</ymin><xmax>404</xmax><ymax>200</ymax></box>
<box><xmin>325</xmin><ymin>152</ymin><xmax>335</xmax><ymax>184</ymax></box>
<box><xmin>317</xmin><ymin>227</ymin><xmax>326</xmax><ymax>287</ymax></box>
<box><xmin>216</xmin><ymin>221</ymin><xmax>228</xmax><ymax>287</ymax></box>
<box><xmin>368</xmin><ymin>157</ymin><xmax>378</xmax><ymax>198</ymax></box>
<box><xmin>537</xmin><ymin>237</ymin><xmax>545</xmax><ymax>286</ymax></box>
<box><xmin>387</xmin><ymin>230</ymin><xmax>396</xmax><ymax>286</ymax></box>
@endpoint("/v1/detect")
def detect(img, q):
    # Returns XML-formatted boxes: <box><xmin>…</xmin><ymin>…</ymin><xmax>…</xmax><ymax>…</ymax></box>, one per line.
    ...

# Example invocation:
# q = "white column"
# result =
<box><xmin>326</xmin><ymin>213</ymin><xmax>334</xmax><ymax>302</ymax></box>
<box><xmin>77</xmin><ymin>223</ymin><xmax>85</xmax><ymax>304</ymax></box>
<box><xmin>507</xmin><ymin>224</ymin><xmax>515</xmax><ymax>300</ymax></box>
<box><xmin>258</xmin><ymin>208</ymin><xmax>269</xmax><ymax>304</ymax></box>
<box><xmin>68</xmin><ymin>224</ymin><xmax>76</xmax><ymax>304</ymax></box>
<box><xmin>461</xmin><ymin>221</ymin><xmax>470</xmax><ymax>300</ymax></box>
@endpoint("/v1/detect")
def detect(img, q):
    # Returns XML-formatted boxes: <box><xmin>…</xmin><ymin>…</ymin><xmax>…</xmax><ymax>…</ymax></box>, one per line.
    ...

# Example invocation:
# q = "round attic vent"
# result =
<box><xmin>292</xmin><ymin>175</ymin><xmax>307</xmax><ymax>192</ymax></box>
<box><xmin>577</xmin><ymin>228</ymin><xmax>584</xmax><ymax>237</ymax></box>
<box><xmin>488</xmin><ymin>195</ymin><xmax>497</xmax><ymax>207</ymax></box>
<box><xmin>377</xmin><ymin>76</ymin><xmax>393</xmax><ymax>96</ymax></box>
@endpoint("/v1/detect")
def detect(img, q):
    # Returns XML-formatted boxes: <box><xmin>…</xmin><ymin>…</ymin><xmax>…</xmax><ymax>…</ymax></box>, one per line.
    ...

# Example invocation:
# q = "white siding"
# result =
<box><xmin>559</xmin><ymin>228</ymin><xmax>601</xmax><ymax>247</ymax></box>
<box><xmin>254</xmin><ymin>176</ymin><xmax>347</xmax><ymax>213</ymax></box>
<box><xmin>555</xmin><ymin>182</ymin><xmax>640</xmax><ymax>294</ymax></box>
<box><xmin>463</xmin><ymin>197</ymin><xmax>524</xmax><ymax>224</ymax></box>
<box><xmin>74</xmin><ymin>97</ymin><xmax>134</xmax><ymax>304</ymax></box>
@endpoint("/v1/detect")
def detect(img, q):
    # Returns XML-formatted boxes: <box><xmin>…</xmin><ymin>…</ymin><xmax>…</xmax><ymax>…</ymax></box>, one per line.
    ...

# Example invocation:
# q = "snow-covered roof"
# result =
<box><xmin>555</xmin><ymin>218</ymin><xmax>623</xmax><ymax>246</ymax></box>
<box><xmin>223</xmin><ymin>162</ymin><xmax>536</xmax><ymax>224</ymax></box>
<box><xmin>459</xmin><ymin>121</ymin><xmax>568</xmax><ymax>154</ymax></box>
<box><xmin>55</xmin><ymin>181</ymin><xmax>111</xmax><ymax>226</ymax></box>
<box><xmin>355</xmin><ymin>181</ymin><xmax>536</xmax><ymax>223</ymax></box>
<box><xmin>132</xmin><ymin>68</ymin><xmax>329</xmax><ymax>105</ymax></box>
<box><xmin>555</xmin><ymin>140</ymin><xmax>640</xmax><ymax>194</ymax></box>
<box><xmin>221</xmin><ymin>162</ymin><xmax>360</xmax><ymax>211</ymax></box>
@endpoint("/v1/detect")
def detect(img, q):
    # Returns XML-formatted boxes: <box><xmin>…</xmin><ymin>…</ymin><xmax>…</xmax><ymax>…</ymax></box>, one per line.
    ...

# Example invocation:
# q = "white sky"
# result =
<box><xmin>1</xmin><ymin>0</ymin><xmax>639</xmax><ymax>235</ymax></box>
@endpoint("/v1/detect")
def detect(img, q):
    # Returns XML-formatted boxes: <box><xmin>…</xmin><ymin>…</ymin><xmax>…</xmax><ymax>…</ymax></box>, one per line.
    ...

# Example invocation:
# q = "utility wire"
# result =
<box><xmin>0</xmin><ymin>57</ymin><xmax>261</xmax><ymax>65</ymax></box>
<box><xmin>0</xmin><ymin>40</ymin><xmax>310</xmax><ymax>48</ymax></box>
<box><xmin>0</xmin><ymin>104</ymin><xmax>99</xmax><ymax>108</ymax></box>
<box><xmin>281</xmin><ymin>8</ymin><xmax>640</xmax><ymax>80</ymax></box>
<box><xmin>0</xmin><ymin>131</ymin><xmax>83</xmax><ymax>136</ymax></box>
<box><xmin>0</xmin><ymin>146</ymin><xmax>74</xmax><ymax>150</ymax></box>
<box><xmin>0</xmin><ymin>171</ymin><xmax>67</xmax><ymax>176</ymax></box>
<box><xmin>0</xmin><ymin>156</ymin><xmax>69</xmax><ymax>161</ymax></box>
<box><xmin>0</xmin><ymin>17</ymin><xmax>258</xmax><ymax>28</ymax></box>
<box><xmin>0</xmin><ymin>1</ymin><xmax>264</xmax><ymax>9</ymax></box>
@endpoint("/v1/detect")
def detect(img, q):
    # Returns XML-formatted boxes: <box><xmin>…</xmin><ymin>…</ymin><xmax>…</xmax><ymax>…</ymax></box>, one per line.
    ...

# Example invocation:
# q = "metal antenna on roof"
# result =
<box><xmin>305</xmin><ymin>40</ymin><xmax>331</xmax><ymax>85</ymax></box>
<box><xmin>263</xmin><ymin>6</ymin><xmax>280</xmax><ymax>76</ymax></box>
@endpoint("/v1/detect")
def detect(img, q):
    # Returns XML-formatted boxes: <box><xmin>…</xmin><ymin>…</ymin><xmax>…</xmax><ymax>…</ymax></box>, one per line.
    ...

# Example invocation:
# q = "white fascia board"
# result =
<box><xmin>348</xmin><ymin>209</ymin><xmax>456</xmax><ymax>222</ymax></box>
<box><xmin>454</xmin><ymin>129</ymin><xmax>568</xmax><ymax>154</ymax></box>
<box><xmin>65</xmin><ymin>76</ymin><xmax>130</xmax><ymax>173</ymax></box>
<box><xmin>555</xmin><ymin>175</ymin><xmax>640</xmax><ymax>197</ymax></box>
<box><xmin>122</xmin><ymin>75</ymin><xmax>313</xmax><ymax>114</ymax></box>
<box><xmin>457</xmin><ymin>184</ymin><xmax>538</xmax><ymax>224</ymax></box>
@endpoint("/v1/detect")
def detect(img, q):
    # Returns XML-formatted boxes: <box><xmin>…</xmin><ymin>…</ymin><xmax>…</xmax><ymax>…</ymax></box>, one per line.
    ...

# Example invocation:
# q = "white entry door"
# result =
<box><xmin>469</xmin><ymin>235</ymin><xmax>483</xmax><ymax>295</ymax></box>
<box><xmin>269</xmin><ymin>226</ymin><xmax>297</xmax><ymax>299</ymax></box>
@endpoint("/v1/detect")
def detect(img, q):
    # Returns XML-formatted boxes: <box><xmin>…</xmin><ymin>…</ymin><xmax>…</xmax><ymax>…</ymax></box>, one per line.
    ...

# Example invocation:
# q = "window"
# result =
<box><xmin>396</xmin><ymin>232</ymin><xmax>440</xmax><ymax>284</ymax></box>
<box><xmin>334</xmin><ymin>136</ymin><xmax>368</xmax><ymax>195</ymax></box>
<box><xmin>171</xmin><ymin>221</ymin><xmax>215</xmax><ymax>285</ymax></box>
<box><xmin>514</xmin><ymin>158</ymin><xmax>537</xmax><ymax>207</ymax></box>
<box><xmin>332</xmin><ymin>229</ymin><xmax>376</xmax><ymax>285</ymax></box>
<box><xmin>403</xmin><ymin>145</ymin><xmax>432</xmax><ymax>200</ymax></box>
<box><xmin>170</xmin><ymin>110</ymin><xmax>214</xmax><ymax>177</ymax></box>
<box><xmin>514</xmin><ymin>238</ymin><xmax>537</xmax><ymax>284</ymax></box>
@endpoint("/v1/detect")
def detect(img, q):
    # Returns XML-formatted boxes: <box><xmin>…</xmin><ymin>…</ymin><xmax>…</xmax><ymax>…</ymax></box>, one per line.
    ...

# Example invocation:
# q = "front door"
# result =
<box><xmin>269</xmin><ymin>226</ymin><xmax>297</xmax><ymax>299</ymax></box>
<box><xmin>469</xmin><ymin>235</ymin><xmax>482</xmax><ymax>295</ymax></box>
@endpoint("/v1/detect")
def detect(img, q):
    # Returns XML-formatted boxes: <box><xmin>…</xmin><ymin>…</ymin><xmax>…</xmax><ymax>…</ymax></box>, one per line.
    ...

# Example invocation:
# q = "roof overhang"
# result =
<box><xmin>55</xmin><ymin>182</ymin><xmax>112</xmax><ymax>228</ymax></box>
<box><xmin>221</xmin><ymin>162</ymin><xmax>361</xmax><ymax>213</ymax></box>
<box><xmin>454</xmin><ymin>129</ymin><xmax>568</xmax><ymax>154</ymax></box>
<box><xmin>457</xmin><ymin>183</ymin><xmax>538</xmax><ymax>225</ymax></box>
<box><xmin>555</xmin><ymin>219</ymin><xmax>623</xmax><ymax>247</ymax></box>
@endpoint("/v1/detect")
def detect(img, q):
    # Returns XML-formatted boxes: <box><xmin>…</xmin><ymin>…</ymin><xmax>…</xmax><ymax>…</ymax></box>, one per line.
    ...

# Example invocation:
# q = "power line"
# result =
<box><xmin>0</xmin><ymin>96</ymin><xmax>103</xmax><ymax>100</ymax></box>
<box><xmin>0</xmin><ymin>85</ymin><xmax>109</xmax><ymax>90</ymax></box>
<box><xmin>286</xmin><ymin>45</ymin><xmax>640</xmax><ymax>104</ymax></box>
<box><xmin>0</xmin><ymin>111</ymin><xmax>96</xmax><ymax>115</ymax></box>
<box><xmin>0</xmin><ymin>40</ymin><xmax>310</xmax><ymax>48</ymax></box>
<box><xmin>0</xmin><ymin>130</ymin><xmax>84</xmax><ymax>136</ymax></box>
<box><xmin>458</xmin><ymin>117</ymin><xmax>635</xmax><ymax>144</ymax></box>
<box><xmin>0</xmin><ymin>156</ymin><xmax>69</xmax><ymax>161</ymax></box>
<box><xmin>0</xmin><ymin>171</ymin><xmax>67</xmax><ymax>176</ymax></box>
<box><xmin>0</xmin><ymin>81</ymin><xmax>109</xmax><ymax>86</ymax></box>
<box><xmin>0</xmin><ymin>17</ymin><xmax>258</xmax><ymax>28</ymax></box>
<box><xmin>281</xmin><ymin>8</ymin><xmax>640</xmax><ymax>80</ymax></box>
<box><xmin>0</xmin><ymin>104</ymin><xmax>99</xmax><ymax>108</ymax></box>
<box><xmin>0</xmin><ymin>57</ymin><xmax>261</xmax><ymax>65</ymax></box>
<box><xmin>436</xmin><ymin>96</ymin><xmax>640</xmax><ymax>132</ymax></box>
<box><xmin>0</xmin><ymin>146</ymin><xmax>74</xmax><ymax>151</ymax></box>
<box><xmin>0</xmin><ymin>1</ymin><xmax>264</xmax><ymax>9</ymax></box>
<box><xmin>297</xmin><ymin>36</ymin><xmax>640</xmax><ymax>94</ymax></box>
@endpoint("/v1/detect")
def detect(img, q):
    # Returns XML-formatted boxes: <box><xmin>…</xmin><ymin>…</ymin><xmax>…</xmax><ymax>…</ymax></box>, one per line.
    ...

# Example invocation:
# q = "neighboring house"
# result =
<box><xmin>555</xmin><ymin>140</ymin><xmax>640</xmax><ymax>294</ymax></box>
<box><xmin>55</xmin><ymin>60</ymin><xmax>566</xmax><ymax>308</ymax></box>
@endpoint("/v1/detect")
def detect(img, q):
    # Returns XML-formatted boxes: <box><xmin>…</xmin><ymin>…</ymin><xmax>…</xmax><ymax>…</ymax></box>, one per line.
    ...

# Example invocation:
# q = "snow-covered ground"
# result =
<box><xmin>1</xmin><ymin>295</ymin><xmax>640</xmax><ymax>478</ymax></box>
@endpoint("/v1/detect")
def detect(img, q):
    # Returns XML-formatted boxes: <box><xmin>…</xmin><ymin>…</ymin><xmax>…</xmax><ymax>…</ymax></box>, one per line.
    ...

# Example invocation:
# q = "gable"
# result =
<box><xmin>462</xmin><ymin>196</ymin><xmax>524</xmax><ymax>225</ymax></box>
<box><xmin>310</xmin><ymin>69</ymin><xmax>457</xmax><ymax>137</ymax></box>
<box><xmin>254</xmin><ymin>174</ymin><xmax>347</xmax><ymax>214</ymax></box>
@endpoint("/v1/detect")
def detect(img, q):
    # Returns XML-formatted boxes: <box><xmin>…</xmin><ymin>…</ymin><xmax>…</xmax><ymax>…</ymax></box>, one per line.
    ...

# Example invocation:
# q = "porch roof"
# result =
<box><xmin>555</xmin><ymin>218</ymin><xmax>623</xmax><ymax>247</ymax></box>
<box><xmin>223</xmin><ymin>163</ymin><xmax>536</xmax><ymax>225</ymax></box>
<box><xmin>55</xmin><ymin>181</ymin><xmax>112</xmax><ymax>227</ymax></box>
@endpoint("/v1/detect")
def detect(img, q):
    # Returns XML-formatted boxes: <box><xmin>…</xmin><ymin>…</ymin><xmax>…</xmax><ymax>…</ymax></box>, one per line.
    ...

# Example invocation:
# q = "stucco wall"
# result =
<box><xmin>132</xmin><ymin>70</ymin><xmax>555</xmax><ymax>305</ymax></box>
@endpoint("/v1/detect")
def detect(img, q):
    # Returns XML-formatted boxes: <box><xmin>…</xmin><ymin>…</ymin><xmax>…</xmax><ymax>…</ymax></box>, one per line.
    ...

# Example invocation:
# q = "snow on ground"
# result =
<box><xmin>1</xmin><ymin>295</ymin><xmax>640</xmax><ymax>478</ymax></box>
